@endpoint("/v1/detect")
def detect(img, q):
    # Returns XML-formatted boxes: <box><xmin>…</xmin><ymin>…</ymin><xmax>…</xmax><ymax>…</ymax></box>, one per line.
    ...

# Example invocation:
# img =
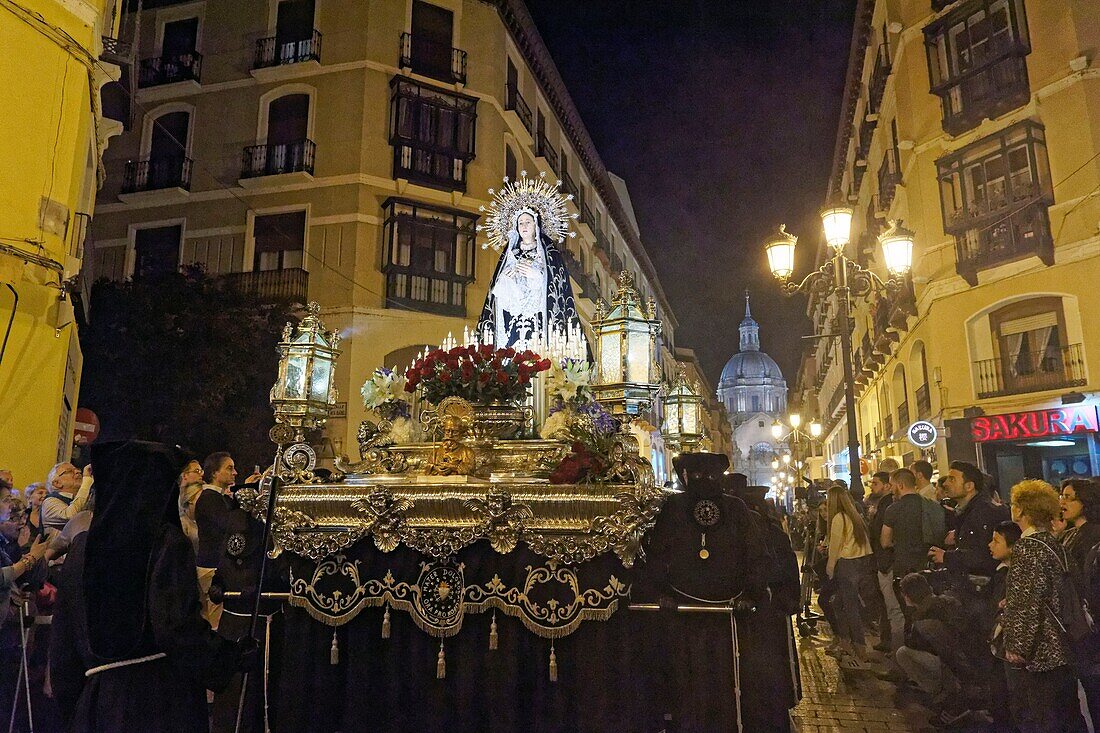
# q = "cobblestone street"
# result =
<box><xmin>792</xmin><ymin>626</ymin><xmax>932</xmax><ymax>733</ymax></box>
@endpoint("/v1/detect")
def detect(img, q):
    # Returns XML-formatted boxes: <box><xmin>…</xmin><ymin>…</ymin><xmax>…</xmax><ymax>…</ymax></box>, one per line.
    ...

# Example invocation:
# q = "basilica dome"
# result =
<box><xmin>716</xmin><ymin>294</ymin><xmax>787</xmax><ymax>418</ymax></box>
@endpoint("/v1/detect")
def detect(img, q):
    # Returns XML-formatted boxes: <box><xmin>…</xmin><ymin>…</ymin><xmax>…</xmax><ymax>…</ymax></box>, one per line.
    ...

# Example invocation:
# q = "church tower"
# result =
<box><xmin>716</xmin><ymin>292</ymin><xmax>789</xmax><ymax>485</ymax></box>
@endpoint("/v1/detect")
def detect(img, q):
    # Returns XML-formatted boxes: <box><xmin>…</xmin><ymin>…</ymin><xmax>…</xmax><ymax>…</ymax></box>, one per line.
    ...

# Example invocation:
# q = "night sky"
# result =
<box><xmin>525</xmin><ymin>0</ymin><xmax>858</xmax><ymax>391</ymax></box>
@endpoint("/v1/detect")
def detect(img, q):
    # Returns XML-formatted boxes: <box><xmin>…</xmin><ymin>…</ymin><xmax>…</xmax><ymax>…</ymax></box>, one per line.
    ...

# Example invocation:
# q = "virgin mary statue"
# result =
<box><xmin>477</xmin><ymin>207</ymin><xmax>581</xmax><ymax>349</ymax></box>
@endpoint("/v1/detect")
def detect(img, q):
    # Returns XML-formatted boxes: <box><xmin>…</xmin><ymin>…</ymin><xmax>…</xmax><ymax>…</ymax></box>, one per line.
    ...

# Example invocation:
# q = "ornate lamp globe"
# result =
<box><xmin>765</xmin><ymin>224</ymin><xmax>798</xmax><ymax>280</ymax></box>
<box><xmin>771</xmin><ymin>420</ymin><xmax>783</xmax><ymax>439</ymax></box>
<box><xmin>591</xmin><ymin>271</ymin><xmax>662</xmax><ymax>417</ymax></box>
<box><xmin>271</xmin><ymin>301</ymin><xmax>341</xmax><ymax>433</ymax></box>
<box><xmin>879</xmin><ymin>219</ymin><xmax>916</xmax><ymax>278</ymax></box>
<box><xmin>820</xmin><ymin>205</ymin><xmax>854</xmax><ymax>252</ymax></box>
<box><xmin>663</xmin><ymin>366</ymin><xmax>703</xmax><ymax>452</ymax></box>
<box><xmin>810</xmin><ymin>420</ymin><xmax>823</xmax><ymax>439</ymax></box>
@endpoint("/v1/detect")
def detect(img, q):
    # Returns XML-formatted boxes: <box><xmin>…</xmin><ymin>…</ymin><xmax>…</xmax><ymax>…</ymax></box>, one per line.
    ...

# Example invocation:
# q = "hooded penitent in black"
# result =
<box><xmin>50</xmin><ymin>440</ymin><xmax>242</xmax><ymax>733</ymax></box>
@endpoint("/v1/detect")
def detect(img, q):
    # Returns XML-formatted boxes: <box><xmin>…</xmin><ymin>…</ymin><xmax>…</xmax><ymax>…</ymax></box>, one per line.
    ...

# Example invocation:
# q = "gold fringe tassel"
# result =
<box><xmin>436</xmin><ymin>641</ymin><xmax>446</xmax><ymax>679</ymax></box>
<box><xmin>549</xmin><ymin>643</ymin><xmax>558</xmax><ymax>683</ymax></box>
<box><xmin>329</xmin><ymin>628</ymin><xmax>339</xmax><ymax>666</ymax></box>
<box><xmin>382</xmin><ymin>605</ymin><xmax>391</xmax><ymax>639</ymax></box>
<box><xmin>489</xmin><ymin>611</ymin><xmax>498</xmax><ymax>650</ymax></box>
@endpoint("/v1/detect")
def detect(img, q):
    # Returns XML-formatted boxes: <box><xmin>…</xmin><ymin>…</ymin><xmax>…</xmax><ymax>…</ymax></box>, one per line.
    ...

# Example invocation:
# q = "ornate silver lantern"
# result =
<box><xmin>591</xmin><ymin>271</ymin><xmax>662</xmax><ymax>417</ymax></box>
<box><xmin>271</xmin><ymin>301</ymin><xmax>341</xmax><ymax>437</ymax></box>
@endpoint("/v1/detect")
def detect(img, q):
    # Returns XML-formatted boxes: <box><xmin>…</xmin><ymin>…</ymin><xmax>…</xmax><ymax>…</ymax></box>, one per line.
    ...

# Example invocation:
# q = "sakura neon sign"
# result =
<box><xmin>970</xmin><ymin>406</ymin><xmax>1099</xmax><ymax>443</ymax></box>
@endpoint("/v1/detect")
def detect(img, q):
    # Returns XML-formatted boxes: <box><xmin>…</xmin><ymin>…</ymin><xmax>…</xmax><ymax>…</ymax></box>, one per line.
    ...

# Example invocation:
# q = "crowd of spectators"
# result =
<box><xmin>0</xmin><ymin>452</ymin><xmax>261</xmax><ymax>733</ymax></box>
<box><xmin>809</xmin><ymin>461</ymin><xmax>1100</xmax><ymax>731</ymax></box>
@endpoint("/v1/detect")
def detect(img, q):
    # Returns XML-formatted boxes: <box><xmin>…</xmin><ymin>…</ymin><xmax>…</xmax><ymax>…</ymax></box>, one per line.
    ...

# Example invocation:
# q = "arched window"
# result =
<box><xmin>909</xmin><ymin>341</ymin><xmax>931</xmax><ymax>417</ymax></box>
<box><xmin>132</xmin><ymin>104</ymin><xmax>193</xmax><ymax>192</ymax></box>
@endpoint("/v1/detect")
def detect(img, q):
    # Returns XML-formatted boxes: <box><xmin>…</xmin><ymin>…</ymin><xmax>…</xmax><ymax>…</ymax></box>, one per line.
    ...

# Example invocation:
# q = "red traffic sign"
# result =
<box><xmin>73</xmin><ymin>408</ymin><xmax>100</xmax><ymax>445</ymax></box>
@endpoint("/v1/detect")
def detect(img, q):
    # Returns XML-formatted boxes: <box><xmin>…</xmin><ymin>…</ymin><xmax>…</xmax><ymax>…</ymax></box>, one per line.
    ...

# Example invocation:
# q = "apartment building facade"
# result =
<box><xmin>87</xmin><ymin>0</ymin><xmax>697</xmax><ymax>478</ymax></box>
<box><xmin>798</xmin><ymin>0</ymin><xmax>1100</xmax><ymax>491</ymax></box>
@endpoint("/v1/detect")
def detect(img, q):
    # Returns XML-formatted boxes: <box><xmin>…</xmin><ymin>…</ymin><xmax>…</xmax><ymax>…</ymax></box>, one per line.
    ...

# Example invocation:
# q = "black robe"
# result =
<box><xmin>51</xmin><ymin>528</ymin><xmax>239</xmax><ymax>732</ymax></box>
<box><xmin>636</xmin><ymin>489</ymin><xmax>772</xmax><ymax>732</ymax></box>
<box><xmin>49</xmin><ymin>440</ymin><xmax>240</xmax><ymax>733</ymax></box>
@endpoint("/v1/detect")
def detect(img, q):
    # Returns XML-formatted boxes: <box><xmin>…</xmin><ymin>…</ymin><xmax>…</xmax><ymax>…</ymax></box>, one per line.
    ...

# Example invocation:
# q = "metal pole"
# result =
<box><xmin>235</xmin><ymin>446</ymin><xmax>285</xmax><ymax>733</ymax></box>
<box><xmin>834</xmin><ymin>251</ymin><xmax>863</xmax><ymax>498</ymax></box>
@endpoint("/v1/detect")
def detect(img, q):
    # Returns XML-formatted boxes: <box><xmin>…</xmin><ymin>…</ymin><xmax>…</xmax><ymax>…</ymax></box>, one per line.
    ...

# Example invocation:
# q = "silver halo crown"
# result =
<box><xmin>476</xmin><ymin>170</ymin><xmax>579</xmax><ymax>251</ymax></box>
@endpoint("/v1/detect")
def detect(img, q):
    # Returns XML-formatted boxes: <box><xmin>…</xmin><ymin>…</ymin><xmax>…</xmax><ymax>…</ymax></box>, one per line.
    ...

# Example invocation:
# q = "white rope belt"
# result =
<box><xmin>85</xmin><ymin>652</ymin><xmax>167</xmax><ymax>678</ymax></box>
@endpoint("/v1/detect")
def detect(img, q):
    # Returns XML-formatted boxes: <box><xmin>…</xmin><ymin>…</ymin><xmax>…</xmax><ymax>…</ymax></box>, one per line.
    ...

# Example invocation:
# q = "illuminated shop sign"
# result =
<box><xmin>971</xmin><ymin>406</ymin><xmax>1099</xmax><ymax>443</ymax></box>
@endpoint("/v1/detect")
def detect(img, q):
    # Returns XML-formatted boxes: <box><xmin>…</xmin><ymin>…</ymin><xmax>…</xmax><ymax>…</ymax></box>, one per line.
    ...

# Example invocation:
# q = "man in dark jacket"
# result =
<box><xmin>929</xmin><ymin>461</ymin><xmax>1009</xmax><ymax>624</ymax></box>
<box><xmin>866</xmin><ymin>471</ymin><xmax>898</xmax><ymax>651</ymax></box>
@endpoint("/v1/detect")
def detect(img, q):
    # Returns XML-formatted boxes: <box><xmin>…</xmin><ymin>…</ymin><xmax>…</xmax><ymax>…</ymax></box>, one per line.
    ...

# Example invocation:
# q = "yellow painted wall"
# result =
<box><xmin>0</xmin><ymin>0</ymin><xmax>119</xmax><ymax>487</ymax></box>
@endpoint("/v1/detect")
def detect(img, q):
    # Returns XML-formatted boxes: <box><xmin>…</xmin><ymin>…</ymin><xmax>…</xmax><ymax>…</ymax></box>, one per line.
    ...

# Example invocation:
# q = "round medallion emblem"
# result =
<box><xmin>226</xmin><ymin>532</ymin><xmax>247</xmax><ymax>558</ymax></box>
<box><xmin>693</xmin><ymin>499</ymin><xmax>721</xmax><ymax>527</ymax></box>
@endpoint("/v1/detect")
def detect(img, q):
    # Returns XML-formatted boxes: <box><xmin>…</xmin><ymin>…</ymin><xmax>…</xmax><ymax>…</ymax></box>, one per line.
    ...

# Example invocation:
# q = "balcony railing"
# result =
<box><xmin>561</xmin><ymin>170</ymin><xmax>579</xmax><ymax>204</ymax></box>
<box><xmin>867</xmin><ymin>43</ymin><xmax>890</xmax><ymax>115</ymax></box>
<box><xmin>505</xmin><ymin>83</ymin><xmax>532</xmax><ymax>134</ymax></box>
<box><xmin>915</xmin><ymin>383</ymin><xmax>931</xmax><ymax>417</ymax></box>
<box><xmin>241</xmin><ymin>139</ymin><xmax>316</xmax><ymax>178</ymax></box>
<box><xmin>255</xmin><ymin>30</ymin><xmax>322</xmax><ymax>68</ymax></box>
<box><xmin>223</xmin><ymin>267</ymin><xmax>309</xmax><ymax>304</ymax></box>
<box><xmin>384</xmin><ymin>269</ymin><xmax>468</xmax><ymax>317</ymax></box>
<box><xmin>954</xmin><ymin>199</ymin><xmax>1053</xmax><ymax>283</ymax></box>
<box><xmin>877</xmin><ymin>150</ymin><xmax>902</xmax><ymax>210</ymax></box>
<box><xmin>934</xmin><ymin>52</ymin><xmax>1030</xmax><ymax>136</ymax></box>
<box><xmin>100</xmin><ymin>36</ymin><xmax>132</xmax><ymax>65</ymax></box>
<box><xmin>138</xmin><ymin>51</ymin><xmax>201</xmax><ymax>87</ymax></box>
<box><xmin>581</xmin><ymin>202</ymin><xmax>596</xmax><ymax>232</ymax></box>
<box><xmin>535</xmin><ymin>133</ymin><xmax>558</xmax><ymax>173</ymax></box>
<box><xmin>399</xmin><ymin>32</ymin><xmax>466</xmax><ymax>85</ymax></box>
<box><xmin>883</xmin><ymin>414</ymin><xmax>894</xmax><ymax>439</ymax></box>
<box><xmin>122</xmin><ymin>156</ymin><xmax>192</xmax><ymax>193</ymax></box>
<box><xmin>974</xmin><ymin>343</ymin><xmax>1087</xmax><ymax>399</ymax></box>
<box><xmin>897</xmin><ymin>401</ymin><xmax>910</xmax><ymax>430</ymax></box>
<box><xmin>889</xmin><ymin>276</ymin><xmax>917</xmax><ymax>331</ymax></box>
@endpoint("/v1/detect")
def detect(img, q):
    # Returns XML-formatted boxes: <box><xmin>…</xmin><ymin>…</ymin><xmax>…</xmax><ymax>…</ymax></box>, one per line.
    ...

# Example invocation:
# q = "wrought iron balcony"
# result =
<box><xmin>241</xmin><ymin>139</ymin><xmax>316</xmax><ymax>178</ymax></box>
<box><xmin>889</xmin><ymin>275</ymin><xmax>917</xmax><ymax>331</ymax></box>
<box><xmin>100</xmin><ymin>36</ymin><xmax>132</xmax><ymax>65</ymax></box>
<box><xmin>915</xmin><ymin>383</ymin><xmax>931</xmax><ymax>418</ymax></box>
<box><xmin>561</xmin><ymin>170</ymin><xmax>579</xmax><ymax>205</ymax></box>
<box><xmin>138</xmin><ymin>51</ymin><xmax>201</xmax><ymax>87</ymax></box>
<box><xmin>867</xmin><ymin>43</ymin><xmax>890</xmax><ymax>115</ymax></box>
<box><xmin>974</xmin><ymin>343</ymin><xmax>1086</xmax><ymax>399</ymax></box>
<box><xmin>535</xmin><ymin>133</ymin><xmax>558</xmax><ymax>174</ymax></box>
<box><xmin>581</xmin><ymin>202</ymin><xmax>596</xmax><ymax>232</ymax></box>
<box><xmin>877</xmin><ymin>150</ymin><xmax>901</xmax><ymax>210</ymax></box>
<box><xmin>122</xmin><ymin>156</ymin><xmax>192</xmax><ymax>193</ymax></box>
<box><xmin>255</xmin><ymin>30</ymin><xmax>322</xmax><ymax>68</ymax></box>
<box><xmin>883</xmin><ymin>414</ymin><xmax>894</xmax><ymax>439</ymax></box>
<box><xmin>399</xmin><ymin>32</ymin><xmax>466</xmax><ymax>85</ymax></box>
<box><xmin>953</xmin><ymin>199</ymin><xmax>1053</xmax><ymax>284</ymax></box>
<box><xmin>897</xmin><ymin>401</ymin><xmax>910</xmax><ymax>430</ymax></box>
<box><xmin>505</xmin><ymin>83</ymin><xmax>532</xmax><ymax>134</ymax></box>
<box><xmin>223</xmin><ymin>267</ymin><xmax>309</xmax><ymax>304</ymax></box>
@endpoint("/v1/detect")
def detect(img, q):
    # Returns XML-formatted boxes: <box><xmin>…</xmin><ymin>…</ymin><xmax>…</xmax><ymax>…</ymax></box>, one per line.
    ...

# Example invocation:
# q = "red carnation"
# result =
<box><xmin>420</xmin><ymin>365</ymin><xmax>434</xmax><ymax>378</ymax></box>
<box><xmin>439</xmin><ymin>371</ymin><xmax>452</xmax><ymax>383</ymax></box>
<box><xmin>428</xmin><ymin>349</ymin><xmax>444</xmax><ymax>359</ymax></box>
<box><xmin>496</xmin><ymin>371</ymin><xmax>509</xmax><ymax>384</ymax></box>
<box><xmin>503</xmin><ymin>347</ymin><xmax>516</xmax><ymax>358</ymax></box>
<box><xmin>449</xmin><ymin>346</ymin><xmax>466</xmax><ymax>357</ymax></box>
<box><xmin>517</xmin><ymin>363</ymin><xmax>531</xmax><ymax>377</ymax></box>
<box><xmin>536</xmin><ymin>359</ymin><xmax>552</xmax><ymax>372</ymax></box>
<box><xmin>467</xmin><ymin>344</ymin><xmax>477</xmax><ymax>355</ymax></box>
<box><xmin>478</xmin><ymin>344</ymin><xmax>494</xmax><ymax>357</ymax></box>
<box><xmin>461</xmin><ymin>363</ymin><xmax>475</xmax><ymax>380</ymax></box>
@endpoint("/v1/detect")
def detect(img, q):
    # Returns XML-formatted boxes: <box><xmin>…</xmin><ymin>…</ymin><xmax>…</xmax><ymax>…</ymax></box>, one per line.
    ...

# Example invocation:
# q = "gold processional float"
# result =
<box><xmin>236</xmin><ymin>173</ymin><xmax>709</xmax><ymax>677</ymax></box>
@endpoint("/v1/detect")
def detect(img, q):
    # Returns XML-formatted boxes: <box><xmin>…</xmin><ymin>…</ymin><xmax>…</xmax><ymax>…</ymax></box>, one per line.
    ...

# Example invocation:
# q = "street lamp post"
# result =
<box><xmin>772</xmin><ymin>412</ymin><xmax>822</xmax><ymax>489</ymax></box>
<box><xmin>765</xmin><ymin>214</ymin><xmax>914</xmax><ymax>498</ymax></box>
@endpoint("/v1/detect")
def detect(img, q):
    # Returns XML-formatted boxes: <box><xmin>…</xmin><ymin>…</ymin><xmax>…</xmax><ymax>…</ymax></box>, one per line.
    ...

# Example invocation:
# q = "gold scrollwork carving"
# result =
<box><xmin>337</xmin><ymin>420</ymin><xmax>409</xmax><ymax>475</ymax></box>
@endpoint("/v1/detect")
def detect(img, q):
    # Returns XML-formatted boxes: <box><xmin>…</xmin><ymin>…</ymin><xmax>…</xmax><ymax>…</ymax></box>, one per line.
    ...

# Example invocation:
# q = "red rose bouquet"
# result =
<box><xmin>404</xmin><ymin>345</ymin><xmax>552</xmax><ymax>405</ymax></box>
